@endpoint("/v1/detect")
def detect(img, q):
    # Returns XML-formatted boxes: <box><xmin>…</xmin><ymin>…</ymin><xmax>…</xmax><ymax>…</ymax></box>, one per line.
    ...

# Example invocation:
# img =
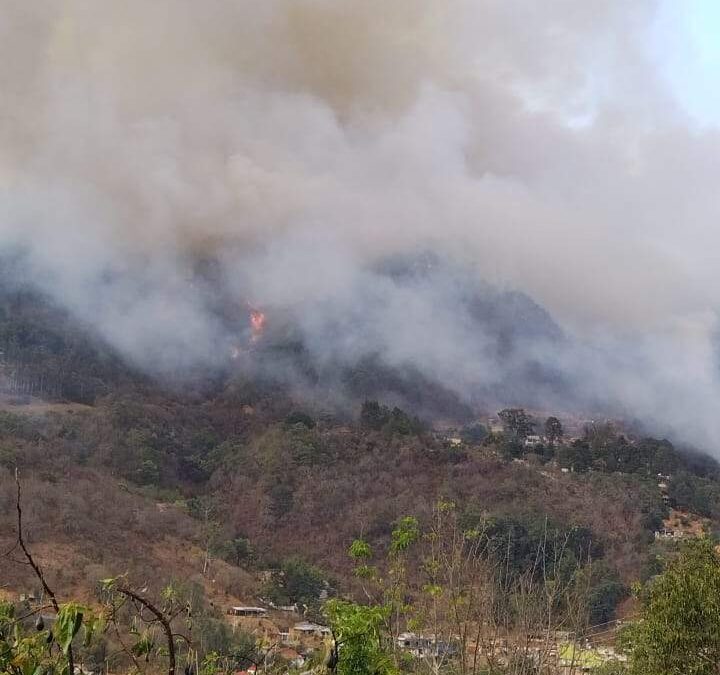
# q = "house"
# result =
<box><xmin>227</xmin><ymin>607</ymin><xmax>281</xmax><ymax>644</ymax></box>
<box><xmin>227</xmin><ymin>606</ymin><xmax>268</xmax><ymax>618</ymax></box>
<box><xmin>265</xmin><ymin>600</ymin><xmax>298</xmax><ymax>612</ymax></box>
<box><xmin>289</xmin><ymin>621</ymin><xmax>332</xmax><ymax>649</ymax></box>
<box><xmin>523</xmin><ymin>435</ymin><xmax>542</xmax><ymax>448</ymax></box>
<box><xmin>397</xmin><ymin>632</ymin><xmax>458</xmax><ymax>658</ymax></box>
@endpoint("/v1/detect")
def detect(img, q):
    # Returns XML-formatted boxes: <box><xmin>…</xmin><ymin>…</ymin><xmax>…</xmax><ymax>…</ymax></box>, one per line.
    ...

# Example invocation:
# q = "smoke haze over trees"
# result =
<box><xmin>3</xmin><ymin>2</ymin><xmax>720</xmax><ymax>448</ymax></box>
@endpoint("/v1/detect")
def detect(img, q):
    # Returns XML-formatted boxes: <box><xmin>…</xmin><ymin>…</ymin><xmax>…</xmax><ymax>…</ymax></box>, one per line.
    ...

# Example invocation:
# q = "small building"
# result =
<box><xmin>655</xmin><ymin>528</ymin><xmax>684</xmax><ymax>540</ymax></box>
<box><xmin>289</xmin><ymin>622</ymin><xmax>332</xmax><ymax>648</ymax></box>
<box><xmin>227</xmin><ymin>606</ymin><xmax>268</xmax><ymax>618</ymax></box>
<box><xmin>227</xmin><ymin>607</ymin><xmax>280</xmax><ymax>644</ymax></box>
<box><xmin>524</xmin><ymin>435</ymin><xmax>542</xmax><ymax>448</ymax></box>
<box><xmin>397</xmin><ymin>632</ymin><xmax>458</xmax><ymax>658</ymax></box>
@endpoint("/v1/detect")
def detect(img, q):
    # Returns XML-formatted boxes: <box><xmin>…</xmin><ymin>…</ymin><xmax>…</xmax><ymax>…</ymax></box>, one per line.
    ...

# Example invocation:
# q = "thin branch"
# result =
<box><xmin>115</xmin><ymin>586</ymin><xmax>188</xmax><ymax>675</ymax></box>
<box><xmin>13</xmin><ymin>469</ymin><xmax>74</xmax><ymax>675</ymax></box>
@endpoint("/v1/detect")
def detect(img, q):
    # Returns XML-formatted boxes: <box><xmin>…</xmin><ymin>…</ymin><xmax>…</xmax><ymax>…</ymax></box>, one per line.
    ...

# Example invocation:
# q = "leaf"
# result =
<box><xmin>390</xmin><ymin>516</ymin><xmax>420</xmax><ymax>554</ymax></box>
<box><xmin>349</xmin><ymin>540</ymin><xmax>373</xmax><ymax>560</ymax></box>
<box><xmin>131</xmin><ymin>632</ymin><xmax>155</xmax><ymax>657</ymax></box>
<box><xmin>54</xmin><ymin>604</ymin><xmax>86</xmax><ymax>655</ymax></box>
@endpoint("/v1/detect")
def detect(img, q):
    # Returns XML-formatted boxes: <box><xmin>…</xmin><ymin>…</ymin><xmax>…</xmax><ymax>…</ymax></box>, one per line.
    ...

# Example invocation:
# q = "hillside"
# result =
<box><xmin>2</xmin><ymin>282</ymin><xmax>720</xmax><ymax>673</ymax></box>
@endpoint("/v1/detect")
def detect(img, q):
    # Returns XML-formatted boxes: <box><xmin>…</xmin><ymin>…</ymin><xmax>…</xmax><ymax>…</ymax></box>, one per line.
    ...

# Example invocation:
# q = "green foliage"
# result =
<box><xmin>264</xmin><ymin>557</ymin><xmax>328</xmax><ymax>608</ymax></box>
<box><xmin>268</xmin><ymin>483</ymin><xmax>294</xmax><ymax>519</ymax></box>
<box><xmin>284</xmin><ymin>411</ymin><xmax>316</xmax><ymax>429</ymax></box>
<box><xmin>498</xmin><ymin>408</ymin><xmax>535</xmax><ymax>440</ymax></box>
<box><xmin>0</xmin><ymin>608</ymin><xmax>54</xmax><ymax>674</ymax></box>
<box><xmin>54</xmin><ymin>602</ymin><xmax>90</xmax><ymax>655</ymax></box>
<box><xmin>350</xmin><ymin>540</ymin><xmax>377</xmax><ymax>579</ymax></box>
<box><xmin>217</xmin><ymin>536</ymin><xmax>254</xmax><ymax>567</ymax></box>
<box><xmin>0</xmin><ymin>444</ymin><xmax>18</xmax><ymax>469</ymax></box>
<box><xmin>499</xmin><ymin>436</ymin><xmax>523</xmax><ymax>460</ymax></box>
<box><xmin>667</xmin><ymin>471</ymin><xmax>718</xmax><ymax>517</ymax></box>
<box><xmin>325</xmin><ymin>600</ymin><xmax>396</xmax><ymax>675</ymax></box>
<box><xmin>0</xmin><ymin>413</ymin><xmax>38</xmax><ymax>442</ymax></box>
<box><xmin>556</xmin><ymin>440</ymin><xmax>593</xmax><ymax>473</ymax></box>
<box><xmin>587</xmin><ymin>567</ymin><xmax>629</xmax><ymax>625</ymax></box>
<box><xmin>622</xmin><ymin>538</ymin><xmax>720</xmax><ymax>674</ymax></box>
<box><xmin>390</xmin><ymin>516</ymin><xmax>420</xmax><ymax>554</ymax></box>
<box><xmin>544</xmin><ymin>416</ymin><xmax>564</xmax><ymax>445</ymax></box>
<box><xmin>171</xmin><ymin>582</ymin><xmax>255</xmax><ymax>665</ymax></box>
<box><xmin>0</xmin><ymin>600</ymin><xmax>96</xmax><ymax>675</ymax></box>
<box><xmin>349</xmin><ymin>539</ymin><xmax>373</xmax><ymax>560</ymax></box>
<box><xmin>121</xmin><ymin>428</ymin><xmax>163</xmax><ymax>486</ymax></box>
<box><xmin>360</xmin><ymin>400</ymin><xmax>424</xmax><ymax>436</ymax></box>
<box><xmin>287</xmin><ymin>425</ymin><xmax>328</xmax><ymax>466</ymax></box>
<box><xmin>385</xmin><ymin>407</ymin><xmax>424</xmax><ymax>436</ymax></box>
<box><xmin>460</xmin><ymin>422</ymin><xmax>487</xmax><ymax>444</ymax></box>
<box><xmin>360</xmin><ymin>400</ymin><xmax>388</xmax><ymax>430</ymax></box>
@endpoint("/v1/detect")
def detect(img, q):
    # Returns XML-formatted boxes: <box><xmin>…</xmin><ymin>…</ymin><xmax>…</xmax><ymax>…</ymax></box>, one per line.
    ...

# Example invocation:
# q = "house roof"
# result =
<box><xmin>231</xmin><ymin>606</ymin><xmax>267</xmax><ymax>612</ymax></box>
<box><xmin>293</xmin><ymin>621</ymin><xmax>330</xmax><ymax>632</ymax></box>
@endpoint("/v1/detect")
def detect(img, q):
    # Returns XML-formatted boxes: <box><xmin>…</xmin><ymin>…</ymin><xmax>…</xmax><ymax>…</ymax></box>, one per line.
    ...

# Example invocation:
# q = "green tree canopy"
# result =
<box><xmin>544</xmin><ymin>416</ymin><xmax>564</xmax><ymax>445</ymax></box>
<box><xmin>622</xmin><ymin>538</ymin><xmax>720</xmax><ymax>675</ymax></box>
<box><xmin>498</xmin><ymin>408</ymin><xmax>535</xmax><ymax>440</ymax></box>
<box><xmin>325</xmin><ymin>600</ymin><xmax>396</xmax><ymax>675</ymax></box>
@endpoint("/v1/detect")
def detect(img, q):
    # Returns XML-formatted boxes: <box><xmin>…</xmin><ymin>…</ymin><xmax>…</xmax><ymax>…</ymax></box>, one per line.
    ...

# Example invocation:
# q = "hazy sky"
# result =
<box><xmin>654</xmin><ymin>0</ymin><xmax>720</xmax><ymax>126</ymax></box>
<box><xmin>512</xmin><ymin>1</ymin><xmax>720</xmax><ymax>128</ymax></box>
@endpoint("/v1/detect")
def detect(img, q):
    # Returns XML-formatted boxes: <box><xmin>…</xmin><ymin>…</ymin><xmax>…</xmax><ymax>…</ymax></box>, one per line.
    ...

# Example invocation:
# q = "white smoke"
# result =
<box><xmin>2</xmin><ymin>0</ymin><xmax>720</xmax><ymax>447</ymax></box>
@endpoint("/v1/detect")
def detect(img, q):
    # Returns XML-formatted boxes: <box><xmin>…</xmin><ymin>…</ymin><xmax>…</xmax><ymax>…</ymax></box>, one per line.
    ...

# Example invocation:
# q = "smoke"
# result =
<box><xmin>2</xmin><ymin>0</ymin><xmax>720</xmax><ymax>446</ymax></box>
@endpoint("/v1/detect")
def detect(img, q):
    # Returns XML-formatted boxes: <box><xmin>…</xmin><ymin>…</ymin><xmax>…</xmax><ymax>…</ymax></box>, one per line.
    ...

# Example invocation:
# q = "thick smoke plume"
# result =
<box><xmin>2</xmin><ymin>1</ymin><xmax>720</xmax><ymax>447</ymax></box>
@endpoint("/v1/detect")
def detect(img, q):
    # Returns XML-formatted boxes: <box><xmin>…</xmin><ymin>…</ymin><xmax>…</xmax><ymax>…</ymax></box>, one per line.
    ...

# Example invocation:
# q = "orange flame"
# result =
<box><xmin>250</xmin><ymin>309</ymin><xmax>266</xmax><ymax>342</ymax></box>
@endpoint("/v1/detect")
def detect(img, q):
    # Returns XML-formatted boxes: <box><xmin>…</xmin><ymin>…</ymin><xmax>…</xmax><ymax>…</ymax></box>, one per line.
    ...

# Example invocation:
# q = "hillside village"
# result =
<box><xmin>2</xmin><ymin>388</ymin><xmax>716</xmax><ymax>674</ymax></box>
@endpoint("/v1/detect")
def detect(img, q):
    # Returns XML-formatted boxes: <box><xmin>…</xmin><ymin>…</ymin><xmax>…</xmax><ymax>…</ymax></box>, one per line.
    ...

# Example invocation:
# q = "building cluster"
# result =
<box><xmin>395</xmin><ymin>629</ymin><xmax>624</xmax><ymax>674</ymax></box>
<box><xmin>226</xmin><ymin>606</ymin><xmax>332</xmax><ymax>669</ymax></box>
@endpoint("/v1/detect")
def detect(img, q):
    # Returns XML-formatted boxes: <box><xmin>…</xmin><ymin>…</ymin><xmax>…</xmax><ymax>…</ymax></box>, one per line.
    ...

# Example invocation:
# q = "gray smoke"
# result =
<box><xmin>2</xmin><ymin>1</ymin><xmax>720</xmax><ymax>447</ymax></box>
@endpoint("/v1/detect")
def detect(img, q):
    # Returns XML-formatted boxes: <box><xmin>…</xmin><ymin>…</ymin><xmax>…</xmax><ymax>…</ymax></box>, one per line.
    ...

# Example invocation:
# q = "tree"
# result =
<box><xmin>360</xmin><ymin>400</ymin><xmax>390</xmax><ymax>430</ymax></box>
<box><xmin>346</xmin><ymin>504</ymin><xmax>603</xmax><ymax>675</ymax></box>
<box><xmin>284</xmin><ymin>411</ymin><xmax>316</xmax><ymax>429</ymax></box>
<box><xmin>544</xmin><ymin>416</ymin><xmax>564</xmax><ymax>446</ymax></box>
<box><xmin>360</xmin><ymin>400</ymin><xmax>423</xmax><ymax>436</ymax></box>
<box><xmin>498</xmin><ymin>408</ymin><xmax>535</xmax><ymax>440</ymax></box>
<box><xmin>263</xmin><ymin>558</ymin><xmax>327</xmax><ymax>608</ymax></box>
<box><xmin>667</xmin><ymin>471</ymin><xmax>714</xmax><ymax>517</ymax></box>
<box><xmin>101</xmin><ymin>578</ymin><xmax>191</xmax><ymax>675</ymax></box>
<box><xmin>556</xmin><ymin>440</ymin><xmax>592</xmax><ymax>473</ymax></box>
<box><xmin>219</xmin><ymin>536</ymin><xmax>254</xmax><ymax>567</ymax></box>
<box><xmin>325</xmin><ymin>600</ymin><xmax>396</xmax><ymax>675</ymax></box>
<box><xmin>0</xmin><ymin>599</ymin><xmax>96</xmax><ymax>675</ymax></box>
<box><xmin>622</xmin><ymin>538</ymin><xmax>720</xmax><ymax>675</ymax></box>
